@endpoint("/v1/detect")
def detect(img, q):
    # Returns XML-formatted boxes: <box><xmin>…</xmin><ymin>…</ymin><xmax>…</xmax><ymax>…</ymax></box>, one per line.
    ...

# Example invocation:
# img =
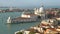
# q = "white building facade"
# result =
<box><xmin>34</xmin><ymin>6</ymin><xmax>46</xmax><ymax>20</ymax></box>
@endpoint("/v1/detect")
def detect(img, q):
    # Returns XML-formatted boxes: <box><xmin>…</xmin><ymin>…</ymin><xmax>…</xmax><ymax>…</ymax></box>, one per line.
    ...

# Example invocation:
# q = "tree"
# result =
<box><xmin>16</xmin><ymin>32</ymin><xmax>23</xmax><ymax>34</ymax></box>
<box><xmin>29</xmin><ymin>31</ymin><xmax>35</xmax><ymax>34</ymax></box>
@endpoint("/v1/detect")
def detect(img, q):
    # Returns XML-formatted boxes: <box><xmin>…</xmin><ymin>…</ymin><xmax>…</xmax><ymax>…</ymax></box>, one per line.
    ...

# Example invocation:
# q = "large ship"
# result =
<box><xmin>7</xmin><ymin>6</ymin><xmax>46</xmax><ymax>24</ymax></box>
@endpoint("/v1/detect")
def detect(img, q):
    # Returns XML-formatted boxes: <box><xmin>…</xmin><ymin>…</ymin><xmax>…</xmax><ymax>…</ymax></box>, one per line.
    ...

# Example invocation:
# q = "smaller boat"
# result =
<box><xmin>7</xmin><ymin>16</ymin><xmax>12</xmax><ymax>24</ymax></box>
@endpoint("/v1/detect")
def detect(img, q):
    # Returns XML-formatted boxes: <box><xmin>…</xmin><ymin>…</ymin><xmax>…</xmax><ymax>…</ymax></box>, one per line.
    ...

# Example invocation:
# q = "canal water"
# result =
<box><xmin>0</xmin><ymin>12</ymin><xmax>41</xmax><ymax>34</ymax></box>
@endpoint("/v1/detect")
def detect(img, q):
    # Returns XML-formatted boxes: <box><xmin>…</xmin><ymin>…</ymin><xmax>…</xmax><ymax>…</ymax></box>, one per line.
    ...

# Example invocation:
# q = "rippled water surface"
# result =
<box><xmin>0</xmin><ymin>12</ymin><xmax>40</xmax><ymax>34</ymax></box>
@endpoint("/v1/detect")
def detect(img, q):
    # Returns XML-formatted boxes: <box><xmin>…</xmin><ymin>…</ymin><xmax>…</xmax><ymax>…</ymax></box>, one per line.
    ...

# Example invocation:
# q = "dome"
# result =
<box><xmin>39</xmin><ymin>6</ymin><xmax>44</xmax><ymax>13</ymax></box>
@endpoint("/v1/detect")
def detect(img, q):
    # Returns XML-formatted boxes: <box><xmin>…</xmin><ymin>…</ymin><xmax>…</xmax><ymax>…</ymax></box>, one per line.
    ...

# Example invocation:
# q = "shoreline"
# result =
<box><xmin>15</xmin><ymin>18</ymin><xmax>60</xmax><ymax>34</ymax></box>
<box><xmin>0</xmin><ymin>8</ymin><xmax>60</xmax><ymax>13</ymax></box>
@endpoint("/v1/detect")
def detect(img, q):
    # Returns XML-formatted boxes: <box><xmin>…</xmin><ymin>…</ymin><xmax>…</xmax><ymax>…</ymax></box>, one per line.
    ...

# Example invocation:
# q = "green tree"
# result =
<box><xmin>16</xmin><ymin>32</ymin><xmax>23</xmax><ymax>34</ymax></box>
<box><xmin>29</xmin><ymin>31</ymin><xmax>35</xmax><ymax>34</ymax></box>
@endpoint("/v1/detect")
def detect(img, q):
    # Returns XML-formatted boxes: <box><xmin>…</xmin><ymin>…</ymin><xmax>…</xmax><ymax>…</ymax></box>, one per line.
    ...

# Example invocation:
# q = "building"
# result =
<box><xmin>34</xmin><ymin>5</ymin><xmax>46</xmax><ymax>20</ymax></box>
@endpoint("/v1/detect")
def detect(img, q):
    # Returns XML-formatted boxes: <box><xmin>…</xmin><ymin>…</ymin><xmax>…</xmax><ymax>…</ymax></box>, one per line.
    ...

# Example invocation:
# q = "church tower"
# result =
<box><xmin>34</xmin><ymin>5</ymin><xmax>46</xmax><ymax>19</ymax></box>
<box><xmin>34</xmin><ymin>8</ymin><xmax>39</xmax><ymax>15</ymax></box>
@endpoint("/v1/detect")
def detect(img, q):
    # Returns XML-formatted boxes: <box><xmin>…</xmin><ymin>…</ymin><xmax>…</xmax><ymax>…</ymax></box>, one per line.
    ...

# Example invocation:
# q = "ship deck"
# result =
<box><xmin>12</xmin><ymin>14</ymin><xmax>40</xmax><ymax>23</ymax></box>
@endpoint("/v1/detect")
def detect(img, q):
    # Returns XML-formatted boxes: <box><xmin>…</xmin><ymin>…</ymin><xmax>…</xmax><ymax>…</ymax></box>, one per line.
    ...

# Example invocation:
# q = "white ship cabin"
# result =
<box><xmin>21</xmin><ymin>13</ymin><xmax>30</xmax><ymax>18</ymax></box>
<box><xmin>21</xmin><ymin>12</ymin><xmax>38</xmax><ymax>19</ymax></box>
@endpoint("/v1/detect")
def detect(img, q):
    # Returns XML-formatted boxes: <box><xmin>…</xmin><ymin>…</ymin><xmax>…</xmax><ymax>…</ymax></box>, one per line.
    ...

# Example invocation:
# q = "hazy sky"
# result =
<box><xmin>0</xmin><ymin>0</ymin><xmax>60</xmax><ymax>8</ymax></box>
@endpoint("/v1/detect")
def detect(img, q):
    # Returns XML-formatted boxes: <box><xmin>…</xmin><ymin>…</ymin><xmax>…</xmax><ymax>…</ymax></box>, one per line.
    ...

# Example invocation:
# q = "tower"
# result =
<box><xmin>34</xmin><ymin>5</ymin><xmax>46</xmax><ymax>19</ymax></box>
<box><xmin>34</xmin><ymin>8</ymin><xmax>39</xmax><ymax>15</ymax></box>
<box><xmin>39</xmin><ymin>5</ymin><xmax>45</xmax><ymax>19</ymax></box>
<box><xmin>34</xmin><ymin>5</ymin><xmax>45</xmax><ymax>19</ymax></box>
<box><xmin>39</xmin><ymin>5</ymin><xmax>44</xmax><ymax>16</ymax></box>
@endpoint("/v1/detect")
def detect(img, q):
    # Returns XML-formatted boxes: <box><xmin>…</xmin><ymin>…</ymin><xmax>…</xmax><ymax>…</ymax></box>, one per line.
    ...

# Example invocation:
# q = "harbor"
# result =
<box><xmin>0</xmin><ymin>12</ymin><xmax>41</xmax><ymax>34</ymax></box>
<box><xmin>0</xmin><ymin>0</ymin><xmax>60</xmax><ymax>34</ymax></box>
<box><xmin>0</xmin><ymin>6</ymin><xmax>60</xmax><ymax>34</ymax></box>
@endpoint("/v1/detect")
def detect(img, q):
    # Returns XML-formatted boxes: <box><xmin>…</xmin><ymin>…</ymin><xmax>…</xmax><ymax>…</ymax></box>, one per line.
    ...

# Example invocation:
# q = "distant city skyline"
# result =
<box><xmin>0</xmin><ymin>0</ymin><xmax>60</xmax><ymax>8</ymax></box>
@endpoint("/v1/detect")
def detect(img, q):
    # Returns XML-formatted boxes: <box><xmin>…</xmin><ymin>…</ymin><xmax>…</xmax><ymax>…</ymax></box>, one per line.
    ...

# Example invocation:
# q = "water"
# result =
<box><xmin>0</xmin><ymin>12</ymin><xmax>40</xmax><ymax>34</ymax></box>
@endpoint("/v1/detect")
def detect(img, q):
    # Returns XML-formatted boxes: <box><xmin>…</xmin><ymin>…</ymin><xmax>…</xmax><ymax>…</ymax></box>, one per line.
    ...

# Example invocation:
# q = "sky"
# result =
<box><xmin>0</xmin><ymin>0</ymin><xmax>60</xmax><ymax>8</ymax></box>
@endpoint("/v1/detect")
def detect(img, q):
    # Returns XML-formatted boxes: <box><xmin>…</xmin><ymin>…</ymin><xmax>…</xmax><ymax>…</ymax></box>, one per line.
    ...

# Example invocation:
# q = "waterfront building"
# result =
<box><xmin>34</xmin><ymin>5</ymin><xmax>46</xmax><ymax>20</ymax></box>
